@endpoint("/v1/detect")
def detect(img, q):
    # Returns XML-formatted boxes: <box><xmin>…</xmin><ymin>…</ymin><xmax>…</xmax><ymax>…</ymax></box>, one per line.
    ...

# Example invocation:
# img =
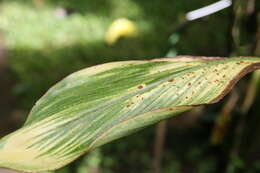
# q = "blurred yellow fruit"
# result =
<box><xmin>105</xmin><ymin>18</ymin><xmax>137</xmax><ymax>45</ymax></box>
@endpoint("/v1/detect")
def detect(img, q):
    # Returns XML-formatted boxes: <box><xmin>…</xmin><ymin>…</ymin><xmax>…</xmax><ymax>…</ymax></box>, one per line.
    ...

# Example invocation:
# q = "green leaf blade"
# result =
<box><xmin>0</xmin><ymin>56</ymin><xmax>260</xmax><ymax>172</ymax></box>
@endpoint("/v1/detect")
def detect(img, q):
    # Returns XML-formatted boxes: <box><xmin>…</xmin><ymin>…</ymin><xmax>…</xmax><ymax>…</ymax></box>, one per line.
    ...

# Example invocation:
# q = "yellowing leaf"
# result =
<box><xmin>0</xmin><ymin>56</ymin><xmax>260</xmax><ymax>172</ymax></box>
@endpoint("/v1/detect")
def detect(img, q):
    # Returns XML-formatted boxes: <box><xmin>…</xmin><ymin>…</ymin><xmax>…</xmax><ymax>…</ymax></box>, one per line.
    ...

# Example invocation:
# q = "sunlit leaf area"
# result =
<box><xmin>0</xmin><ymin>0</ymin><xmax>259</xmax><ymax>173</ymax></box>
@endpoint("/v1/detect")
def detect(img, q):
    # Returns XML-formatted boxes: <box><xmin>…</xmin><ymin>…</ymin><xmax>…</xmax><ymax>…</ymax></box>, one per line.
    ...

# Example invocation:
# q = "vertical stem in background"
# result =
<box><xmin>236</xmin><ymin>11</ymin><xmax>260</xmax><ymax>170</ymax></box>
<box><xmin>230</xmin><ymin>0</ymin><xmax>245</xmax><ymax>55</ymax></box>
<box><xmin>226</xmin><ymin>0</ymin><xmax>259</xmax><ymax>172</ymax></box>
<box><xmin>211</xmin><ymin>91</ymin><xmax>239</xmax><ymax>173</ymax></box>
<box><xmin>226</xmin><ymin>1</ymin><xmax>244</xmax><ymax>171</ymax></box>
<box><xmin>210</xmin><ymin>91</ymin><xmax>239</xmax><ymax>145</ymax></box>
<box><xmin>153</xmin><ymin>120</ymin><xmax>167</xmax><ymax>173</ymax></box>
<box><xmin>241</xmin><ymin>7</ymin><xmax>259</xmax><ymax>112</ymax></box>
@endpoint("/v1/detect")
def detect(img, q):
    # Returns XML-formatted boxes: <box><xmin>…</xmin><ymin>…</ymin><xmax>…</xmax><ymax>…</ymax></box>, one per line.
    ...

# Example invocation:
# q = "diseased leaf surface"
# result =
<box><xmin>0</xmin><ymin>56</ymin><xmax>260</xmax><ymax>172</ymax></box>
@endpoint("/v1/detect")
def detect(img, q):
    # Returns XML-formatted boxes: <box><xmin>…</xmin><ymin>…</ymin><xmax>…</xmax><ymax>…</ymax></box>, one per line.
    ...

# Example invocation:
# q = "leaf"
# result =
<box><xmin>0</xmin><ymin>56</ymin><xmax>260</xmax><ymax>172</ymax></box>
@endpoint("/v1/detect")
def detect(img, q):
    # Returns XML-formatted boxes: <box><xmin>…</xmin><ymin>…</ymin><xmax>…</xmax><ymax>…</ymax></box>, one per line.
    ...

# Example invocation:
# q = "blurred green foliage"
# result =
<box><xmin>0</xmin><ymin>0</ymin><xmax>230</xmax><ymax>108</ymax></box>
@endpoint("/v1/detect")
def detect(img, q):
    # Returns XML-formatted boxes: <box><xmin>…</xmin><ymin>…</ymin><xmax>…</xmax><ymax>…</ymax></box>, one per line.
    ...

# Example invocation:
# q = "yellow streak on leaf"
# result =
<box><xmin>0</xmin><ymin>132</ymin><xmax>55</xmax><ymax>168</ymax></box>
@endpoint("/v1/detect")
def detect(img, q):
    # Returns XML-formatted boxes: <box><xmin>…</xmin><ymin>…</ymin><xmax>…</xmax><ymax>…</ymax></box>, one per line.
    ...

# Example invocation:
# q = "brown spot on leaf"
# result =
<box><xmin>209</xmin><ymin>62</ymin><xmax>260</xmax><ymax>104</ymax></box>
<box><xmin>138</xmin><ymin>85</ymin><xmax>144</xmax><ymax>89</ymax></box>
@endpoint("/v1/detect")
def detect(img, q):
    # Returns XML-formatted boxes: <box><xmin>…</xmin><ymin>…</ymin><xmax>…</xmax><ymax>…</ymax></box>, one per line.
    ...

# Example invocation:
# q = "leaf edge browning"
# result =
<box><xmin>209</xmin><ymin>61</ymin><xmax>260</xmax><ymax>103</ymax></box>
